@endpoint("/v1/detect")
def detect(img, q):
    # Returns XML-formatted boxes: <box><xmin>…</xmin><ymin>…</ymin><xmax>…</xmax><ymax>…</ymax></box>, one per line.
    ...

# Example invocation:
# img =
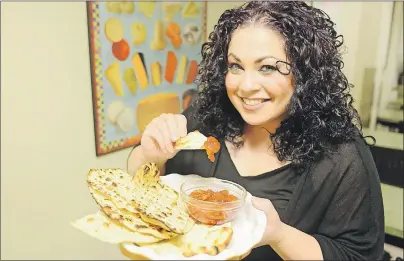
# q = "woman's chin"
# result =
<box><xmin>238</xmin><ymin>112</ymin><xmax>283</xmax><ymax>130</ymax></box>
<box><xmin>240</xmin><ymin>114</ymin><xmax>271</xmax><ymax>127</ymax></box>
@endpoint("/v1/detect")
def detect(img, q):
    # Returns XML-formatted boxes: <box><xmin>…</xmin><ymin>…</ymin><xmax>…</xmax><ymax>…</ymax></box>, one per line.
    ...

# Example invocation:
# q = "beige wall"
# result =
<box><xmin>311</xmin><ymin>2</ymin><xmax>403</xmax><ymax>149</ymax></box>
<box><xmin>312</xmin><ymin>2</ymin><xmax>384</xmax><ymax>111</ymax></box>
<box><xmin>1</xmin><ymin>2</ymin><xmax>401</xmax><ymax>260</ymax></box>
<box><xmin>0</xmin><ymin>2</ymin><xmax>237</xmax><ymax>260</ymax></box>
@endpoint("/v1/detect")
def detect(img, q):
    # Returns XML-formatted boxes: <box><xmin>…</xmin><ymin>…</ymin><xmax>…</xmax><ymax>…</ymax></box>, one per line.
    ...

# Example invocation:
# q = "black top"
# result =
<box><xmin>164</xmin><ymin>106</ymin><xmax>385</xmax><ymax>261</ymax></box>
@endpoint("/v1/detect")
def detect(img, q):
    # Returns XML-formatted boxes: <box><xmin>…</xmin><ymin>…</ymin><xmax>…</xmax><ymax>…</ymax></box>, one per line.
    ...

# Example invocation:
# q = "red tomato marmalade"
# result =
<box><xmin>190</xmin><ymin>189</ymin><xmax>238</xmax><ymax>202</ymax></box>
<box><xmin>187</xmin><ymin>189</ymin><xmax>239</xmax><ymax>225</ymax></box>
<box><xmin>202</xmin><ymin>136</ymin><xmax>220</xmax><ymax>162</ymax></box>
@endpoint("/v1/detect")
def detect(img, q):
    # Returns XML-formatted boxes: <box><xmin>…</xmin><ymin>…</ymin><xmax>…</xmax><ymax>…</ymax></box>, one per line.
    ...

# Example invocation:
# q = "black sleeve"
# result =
<box><xmin>312</xmin><ymin>142</ymin><xmax>385</xmax><ymax>260</ymax></box>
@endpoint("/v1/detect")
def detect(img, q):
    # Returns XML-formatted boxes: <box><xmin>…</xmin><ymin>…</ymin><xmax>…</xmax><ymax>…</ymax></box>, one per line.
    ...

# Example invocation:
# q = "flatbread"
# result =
<box><xmin>71</xmin><ymin>211</ymin><xmax>161</xmax><ymax>245</ymax></box>
<box><xmin>87</xmin><ymin>168</ymin><xmax>138</xmax><ymax>213</ymax></box>
<box><xmin>87</xmin><ymin>164</ymin><xmax>193</xmax><ymax>235</ymax></box>
<box><xmin>132</xmin><ymin>162</ymin><xmax>162</xmax><ymax>188</ymax></box>
<box><xmin>89</xmin><ymin>186</ymin><xmax>177</xmax><ymax>240</ymax></box>
<box><xmin>131</xmin><ymin>163</ymin><xmax>194</xmax><ymax>234</ymax></box>
<box><xmin>174</xmin><ymin>130</ymin><xmax>207</xmax><ymax>150</ymax></box>
<box><xmin>76</xmin><ymin>168</ymin><xmax>236</xmax><ymax>257</ymax></box>
<box><xmin>182</xmin><ymin>222</ymin><xmax>233</xmax><ymax>257</ymax></box>
<box><xmin>133</xmin><ymin>222</ymin><xmax>234</xmax><ymax>257</ymax></box>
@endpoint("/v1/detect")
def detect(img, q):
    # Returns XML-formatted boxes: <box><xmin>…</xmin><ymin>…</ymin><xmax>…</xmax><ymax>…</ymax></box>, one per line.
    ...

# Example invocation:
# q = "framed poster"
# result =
<box><xmin>87</xmin><ymin>1</ymin><xmax>207</xmax><ymax>156</ymax></box>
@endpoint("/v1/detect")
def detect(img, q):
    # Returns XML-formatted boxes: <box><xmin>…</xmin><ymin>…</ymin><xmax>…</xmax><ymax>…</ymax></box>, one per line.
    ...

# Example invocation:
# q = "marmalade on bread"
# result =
<box><xmin>201</xmin><ymin>137</ymin><xmax>220</xmax><ymax>162</ymax></box>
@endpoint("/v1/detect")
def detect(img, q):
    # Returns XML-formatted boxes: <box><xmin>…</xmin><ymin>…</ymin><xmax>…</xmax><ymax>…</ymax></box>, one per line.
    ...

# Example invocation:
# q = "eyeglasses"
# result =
<box><xmin>273</xmin><ymin>60</ymin><xmax>292</xmax><ymax>76</ymax></box>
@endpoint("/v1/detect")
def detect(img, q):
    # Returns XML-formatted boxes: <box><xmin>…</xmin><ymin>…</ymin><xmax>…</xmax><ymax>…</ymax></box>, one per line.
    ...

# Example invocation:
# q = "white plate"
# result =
<box><xmin>120</xmin><ymin>174</ymin><xmax>267</xmax><ymax>260</ymax></box>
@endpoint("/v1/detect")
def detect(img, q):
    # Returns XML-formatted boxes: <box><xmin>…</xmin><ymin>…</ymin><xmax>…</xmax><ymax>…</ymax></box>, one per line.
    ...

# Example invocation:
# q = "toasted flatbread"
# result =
<box><xmin>182</xmin><ymin>222</ymin><xmax>233</xmax><ymax>257</ymax></box>
<box><xmin>132</xmin><ymin>162</ymin><xmax>162</xmax><ymax>188</ymax></box>
<box><xmin>140</xmin><ymin>222</ymin><xmax>234</xmax><ymax>257</ymax></box>
<box><xmin>71</xmin><ymin>211</ymin><xmax>161</xmax><ymax>245</ymax></box>
<box><xmin>87</xmin><ymin>164</ymin><xmax>193</xmax><ymax>235</ymax></box>
<box><xmin>131</xmin><ymin>163</ymin><xmax>194</xmax><ymax>234</ymax></box>
<box><xmin>174</xmin><ymin>130</ymin><xmax>207</xmax><ymax>150</ymax></box>
<box><xmin>87</xmin><ymin>168</ymin><xmax>139</xmax><ymax>213</ymax></box>
<box><xmin>88</xmin><ymin>186</ymin><xmax>177</xmax><ymax>240</ymax></box>
<box><xmin>77</xmin><ymin>168</ymin><xmax>236</xmax><ymax>257</ymax></box>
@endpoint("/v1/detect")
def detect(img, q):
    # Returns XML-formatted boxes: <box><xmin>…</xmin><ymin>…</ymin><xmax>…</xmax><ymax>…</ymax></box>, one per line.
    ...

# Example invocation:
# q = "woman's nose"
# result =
<box><xmin>239</xmin><ymin>71</ymin><xmax>261</xmax><ymax>92</ymax></box>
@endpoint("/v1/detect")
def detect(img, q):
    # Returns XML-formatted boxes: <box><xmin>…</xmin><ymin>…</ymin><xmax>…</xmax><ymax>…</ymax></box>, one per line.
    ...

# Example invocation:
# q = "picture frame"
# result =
<box><xmin>87</xmin><ymin>1</ymin><xmax>207</xmax><ymax>156</ymax></box>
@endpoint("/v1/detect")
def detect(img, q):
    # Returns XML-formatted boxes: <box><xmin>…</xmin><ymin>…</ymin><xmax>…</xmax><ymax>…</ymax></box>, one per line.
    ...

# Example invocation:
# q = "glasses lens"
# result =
<box><xmin>276</xmin><ymin>61</ymin><xmax>291</xmax><ymax>75</ymax></box>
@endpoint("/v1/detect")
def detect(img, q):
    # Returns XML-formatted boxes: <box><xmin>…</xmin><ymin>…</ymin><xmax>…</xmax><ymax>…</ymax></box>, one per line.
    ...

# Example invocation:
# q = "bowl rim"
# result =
<box><xmin>179</xmin><ymin>178</ymin><xmax>247</xmax><ymax>207</ymax></box>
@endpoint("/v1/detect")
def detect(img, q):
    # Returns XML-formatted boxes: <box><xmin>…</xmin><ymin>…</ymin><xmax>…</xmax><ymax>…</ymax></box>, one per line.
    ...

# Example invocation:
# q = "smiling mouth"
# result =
<box><xmin>241</xmin><ymin>97</ymin><xmax>270</xmax><ymax>106</ymax></box>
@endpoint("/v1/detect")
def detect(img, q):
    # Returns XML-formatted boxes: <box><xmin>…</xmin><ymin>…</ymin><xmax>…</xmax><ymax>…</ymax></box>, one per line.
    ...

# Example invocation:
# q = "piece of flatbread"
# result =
<box><xmin>132</xmin><ymin>162</ymin><xmax>162</xmax><ymax>188</ymax></box>
<box><xmin>88</xmin><ymin>186</ymin><xmax>177</xmax><ymax>240</ymax></box>
<box><xmin>87</xmin><ymin>168</ymin><xmax>138</xmax><ymax>213</ymax></box>
<box><xmin>131</xmin><ymin>163</ymin><xmax>194</xmax><ymax>234</ymax></box>
<box><xmin>71</xmin><ymin>211</ymin><xmax>161</xmax><ymax>245</ymax></box>
<box><xmin>134</xmin><ymin>222</ymin><xmax>234</xmax><ymax>257</ymax></box>
<box><xmin>174</xmin><ymin>130</ymin><xmax>207</xmax><ymax>150</ymax></box>
<box><xmin>181</xmin><ymin>222</ymin><xmax>233</xmax><ymax>257</ymax></box>
<box><xmin>87</xmin><ymin>164</ymin><xmax>193</xmax><ymax>235</ymax></box>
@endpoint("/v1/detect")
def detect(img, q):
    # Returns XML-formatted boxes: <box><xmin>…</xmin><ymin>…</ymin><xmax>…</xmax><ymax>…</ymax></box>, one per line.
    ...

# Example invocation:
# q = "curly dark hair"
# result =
<box><xmin>194</xmin><ymin>1</ymin><xmax>373</xmax><ymax>170</ymax></box>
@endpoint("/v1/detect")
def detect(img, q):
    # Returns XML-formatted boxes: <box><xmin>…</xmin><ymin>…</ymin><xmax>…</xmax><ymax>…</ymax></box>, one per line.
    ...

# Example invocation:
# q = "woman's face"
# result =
<box><xmin>225</xmin><ymin>24</ymin><xmax>294</xmax><ymax>129</ymax></box>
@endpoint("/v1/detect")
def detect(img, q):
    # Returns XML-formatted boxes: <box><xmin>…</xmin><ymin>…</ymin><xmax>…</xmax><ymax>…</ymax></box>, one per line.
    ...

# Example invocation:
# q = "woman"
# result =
<box><xmin>127</xmin><ymin>1</ymin><xmax>384</xmax><ymax>260</ymax></box>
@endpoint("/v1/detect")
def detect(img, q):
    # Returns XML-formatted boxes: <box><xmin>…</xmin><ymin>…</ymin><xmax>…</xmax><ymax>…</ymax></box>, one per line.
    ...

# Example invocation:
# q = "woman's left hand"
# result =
<box><xmin>252</xmin><ymin>196</ymin><xmax>285</xmax><ymax>248</ymax></box>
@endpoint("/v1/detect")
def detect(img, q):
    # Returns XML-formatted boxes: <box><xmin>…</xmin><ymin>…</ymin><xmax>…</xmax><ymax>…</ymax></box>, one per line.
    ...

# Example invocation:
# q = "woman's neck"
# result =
<box><xmin>243</xmin><ymin>124</ymin><xmax>273</xmax><ymax>149</ymax></box>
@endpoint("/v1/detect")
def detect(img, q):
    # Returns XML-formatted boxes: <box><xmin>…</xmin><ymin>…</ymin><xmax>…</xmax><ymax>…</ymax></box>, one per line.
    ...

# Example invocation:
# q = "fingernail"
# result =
<box><xmin>171</xmin><ymin>136</ymin><xmax>178</xmax><ymax>142</ymax></box>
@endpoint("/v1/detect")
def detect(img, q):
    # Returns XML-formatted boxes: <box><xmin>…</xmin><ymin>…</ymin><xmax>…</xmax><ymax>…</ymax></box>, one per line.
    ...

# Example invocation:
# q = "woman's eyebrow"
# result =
<box><xmin>227</xmin><ymin>53</ymin><xmax>282</xmax><ymax>63</ymax></box>
<box><xmin>227</xmin><ymin>53</ymin><xmax>241</xmax><ymax>62</ymax></box>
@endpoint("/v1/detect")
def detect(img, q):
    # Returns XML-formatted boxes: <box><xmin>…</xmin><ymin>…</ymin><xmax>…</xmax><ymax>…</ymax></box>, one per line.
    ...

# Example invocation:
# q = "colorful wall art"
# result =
<box><xmin>87</xmin><ymin>1</ymin><xmax>207</xmax><ymax>156</ymax></box>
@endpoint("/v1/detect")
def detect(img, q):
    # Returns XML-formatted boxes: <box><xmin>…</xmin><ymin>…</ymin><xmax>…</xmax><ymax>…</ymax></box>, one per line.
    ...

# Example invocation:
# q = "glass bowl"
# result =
<box><xmin>179</xmin><ymin>178</ymin><xmax>247</xmax><ymax>225</ymax></box>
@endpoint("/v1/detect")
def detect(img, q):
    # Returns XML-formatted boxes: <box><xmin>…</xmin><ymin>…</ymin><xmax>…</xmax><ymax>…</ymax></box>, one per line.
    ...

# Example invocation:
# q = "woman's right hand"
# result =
<box><xmin>140</xmin><ymin>113</ymin><xmax>188</xmax><ymax>164</ymax></box>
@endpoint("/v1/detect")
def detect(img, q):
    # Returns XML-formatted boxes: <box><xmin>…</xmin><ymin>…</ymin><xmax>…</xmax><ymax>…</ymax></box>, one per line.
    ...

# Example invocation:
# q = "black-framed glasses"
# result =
<box><xmin>274</xmin><ymin>60</ymin><xmax>292</xmax><ymax>76</ymax></box>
